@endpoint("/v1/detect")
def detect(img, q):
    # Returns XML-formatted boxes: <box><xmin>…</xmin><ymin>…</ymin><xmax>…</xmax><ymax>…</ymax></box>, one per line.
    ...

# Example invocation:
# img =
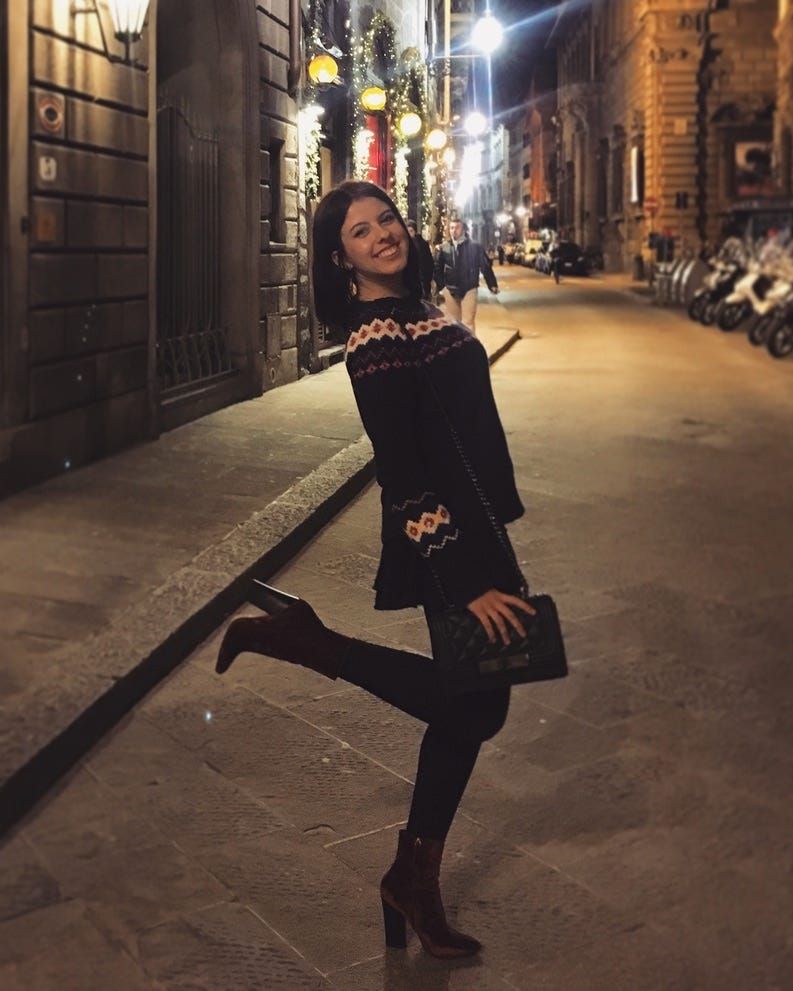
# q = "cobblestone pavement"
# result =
<box><xmin>2</xmin><ymin>269</ymin><xmax>792</xmax><ymax>989</ymax></box>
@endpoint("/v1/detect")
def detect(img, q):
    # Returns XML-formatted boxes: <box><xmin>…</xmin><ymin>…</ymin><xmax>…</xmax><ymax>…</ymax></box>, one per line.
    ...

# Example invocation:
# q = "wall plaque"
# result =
<box><xmin>38</xmin><ymin>94</ymin><xmax>65</xmax><ymax>135</ymax></box>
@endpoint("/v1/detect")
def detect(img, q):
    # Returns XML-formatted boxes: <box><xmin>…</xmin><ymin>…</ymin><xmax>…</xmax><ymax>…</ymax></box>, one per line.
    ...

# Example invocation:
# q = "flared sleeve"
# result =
<box><xmin>346</xmin><ymin>310</ymin><xmax>497</xmax><ymax>607</ymax></box>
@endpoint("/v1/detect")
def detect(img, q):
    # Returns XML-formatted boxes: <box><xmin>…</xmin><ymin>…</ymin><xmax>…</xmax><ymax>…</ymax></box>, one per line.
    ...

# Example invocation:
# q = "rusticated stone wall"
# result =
<box><xmin>258</xmin><ymin>0</ymin><xmax>301</xmax><ymax>387</ymax></box>
<box><xmin>1</xmin><ymin>0</ymin><xmax>304</xmax><ymax>495</ymax></box>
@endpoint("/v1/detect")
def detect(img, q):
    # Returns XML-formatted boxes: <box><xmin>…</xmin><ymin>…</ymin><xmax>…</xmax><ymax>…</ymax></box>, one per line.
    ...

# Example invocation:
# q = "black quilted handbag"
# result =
<box><xmin>427</xmin><ymin>593</ymin><xmax>568</xmax><ymax>695</ymax></box>
<box><xmin>417</xmin><ymin>364</ymin><xmax>568</xmax><ymax>695</ymax></box>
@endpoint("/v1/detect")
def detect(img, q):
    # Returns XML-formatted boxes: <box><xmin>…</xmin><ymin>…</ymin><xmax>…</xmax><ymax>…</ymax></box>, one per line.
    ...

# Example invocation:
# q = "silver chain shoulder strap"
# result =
<box><xmin>413</xmin><ymin>342</ymin><xmax>528</xmax><ymax>600</ymax></box>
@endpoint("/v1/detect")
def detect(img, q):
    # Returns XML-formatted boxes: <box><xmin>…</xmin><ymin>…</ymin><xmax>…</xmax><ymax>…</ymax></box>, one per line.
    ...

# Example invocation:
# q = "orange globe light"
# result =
<box><xmin>398</xmin><ymin>111</ymin><xmax>422</xmax><ymax>138</ymax></box>
<box><xmin>308</xmin><ymin>53</ymin><xmax>339</xmax><ymax>85</ymax></box>
<box><xmin>425</xmin><ymin>127</ymin><xmax>447</xmax><ymax>151</ymax></box>
<box><xmin>360</xmin><ymin>86</ymin><xmax>387</xmax><ymax>112</ymax></box>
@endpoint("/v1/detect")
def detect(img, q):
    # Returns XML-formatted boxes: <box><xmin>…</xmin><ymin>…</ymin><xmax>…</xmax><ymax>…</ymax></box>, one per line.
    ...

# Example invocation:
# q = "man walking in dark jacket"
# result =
<box><xmin>433</xmin><ymin>217</ymin><xmax>498</xmax><ymax>334</ymax></box>
<box><xmin>406</xmin><ymin>219</ymin><xmax>435</xmax><ymax>300</ymax></box>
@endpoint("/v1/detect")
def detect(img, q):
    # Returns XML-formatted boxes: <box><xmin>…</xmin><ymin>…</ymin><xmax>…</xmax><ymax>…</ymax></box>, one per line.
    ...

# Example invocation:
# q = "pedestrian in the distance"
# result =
<box><xmin>549</xmin><ymin>239</ymin><xmax>561</xmax><ymax>284</ymax></box>
<box><xmin>434</xmin><ymin>217</ymin><xmax>499</xmax><ymax>334</ymax></box>
<box><xmin>406</xmin><ymin>218</ymin><xmax>435</xmax><ymax>300</ymax></box>
<box><xmin>215</xmin><ymin>180</ymin><xmax>534</xmax><ymax>959</ymax></box>
<box><xmin>497</xmin><ymin>243</ymin><xmax>505</xmax><ymax>265</ymax></box>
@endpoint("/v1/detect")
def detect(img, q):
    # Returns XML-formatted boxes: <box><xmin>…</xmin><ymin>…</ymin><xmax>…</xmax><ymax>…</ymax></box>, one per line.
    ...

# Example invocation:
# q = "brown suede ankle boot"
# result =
<box><xmin>380</xmin><ymin>829</ymin><xmax>482</xmax><ymax>959</ymax></box>
<box><xmin>215</xmin><ymin>594</ymin><xmax>351</xmax><ymax>680</ymax></box>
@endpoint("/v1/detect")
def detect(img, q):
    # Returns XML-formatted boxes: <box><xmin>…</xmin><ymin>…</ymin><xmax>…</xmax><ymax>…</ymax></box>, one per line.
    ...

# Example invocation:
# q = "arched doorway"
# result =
<box><xmin>155</xmin><ymin>0</ymin><xmax>259</xmax><ymax>430</ymax></box>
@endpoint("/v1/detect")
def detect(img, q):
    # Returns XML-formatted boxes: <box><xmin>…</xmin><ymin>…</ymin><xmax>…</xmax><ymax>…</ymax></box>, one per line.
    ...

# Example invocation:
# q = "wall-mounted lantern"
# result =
<box><xmin>360</xmin><ymin>86</ymin><xmax>387</xmax><ymax>112</ymax></box>
<box><xmin>426</xmin><ymin>127</ymin><xmax>448</xmax><ymax>151</ymax></box>
<box><xmin>307</xmin><ymin>53</ymin><xmax>339</xmax><ymax>85</ymax></box>
<box><xmin>71</xmin><ymin>0</ymin><xmax>150</xmax><ymax>65</ymax></box>
<box><xmin>397</xmin><ymin>110</ymin><xmax>422</xmax><ymax>138</ymax></box>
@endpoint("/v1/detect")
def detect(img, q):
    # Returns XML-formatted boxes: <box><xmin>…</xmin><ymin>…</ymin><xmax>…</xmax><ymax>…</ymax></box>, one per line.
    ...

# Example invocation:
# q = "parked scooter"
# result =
<box><xmin>688</xmin><ymin>238</ymin><xmax>746</xmax><ymax>325</ymax></box>
<box><xmin>767</xmin><ymin>320</ymin><xmax>793</xmax><ymax>358</ymax></box>
<box><xmin>748</xmin><ymin>280</ymin><xmax>793</xmax><ymax>346</ymax></box>
<box><xmin>717</xmin><ymin>235</ymin><xmax>792</xmax><ymax>331</ymax></box>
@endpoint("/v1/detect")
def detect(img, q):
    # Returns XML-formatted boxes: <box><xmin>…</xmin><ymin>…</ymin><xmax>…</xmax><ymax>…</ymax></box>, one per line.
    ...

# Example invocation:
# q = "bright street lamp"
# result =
<box><xmin>464</xmin><ymin>111</ymin><xmax>488</xmax><ymax>137</ymax></box>
<box><xmin>472</xmin><ymin>14</ymin><xmax>503</xmax><ymax>54</ymax></box>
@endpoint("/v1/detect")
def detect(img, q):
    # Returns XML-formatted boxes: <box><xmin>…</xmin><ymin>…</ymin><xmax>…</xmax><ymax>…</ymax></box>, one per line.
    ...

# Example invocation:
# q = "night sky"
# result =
<box><xmin>491</xmin><ymin>0</ymin><xmax>559</xmax><ymax>115</ymax></box>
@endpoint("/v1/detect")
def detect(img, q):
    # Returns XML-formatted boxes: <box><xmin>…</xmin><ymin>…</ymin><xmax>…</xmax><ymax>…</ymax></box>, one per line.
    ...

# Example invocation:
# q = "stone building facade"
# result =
<box><xmin>503</xmin><ymin>72</ymin><xmax>558</xmax><ymax>240</ymax></box>
<box><xmin>1</xmin><ymin>0</ymin><xmax>306</xmax><ymax>495</ymax></box>
<box><xmin>775</xmin><ymin>0</ymin><xmax>793</xmax><ymax>190</ymax></box>
<box><xmin>552</xmin><ymin>0</ymin><xmax>777</xmax><ymax>272</ymax></box>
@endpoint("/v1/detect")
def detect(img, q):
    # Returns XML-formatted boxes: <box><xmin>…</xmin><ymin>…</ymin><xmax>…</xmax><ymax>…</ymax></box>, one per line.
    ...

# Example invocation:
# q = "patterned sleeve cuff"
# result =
<box><xmin>402</xmin><ymin>501</ymin><xmax>459</xmax><ymax>558</ymax></box>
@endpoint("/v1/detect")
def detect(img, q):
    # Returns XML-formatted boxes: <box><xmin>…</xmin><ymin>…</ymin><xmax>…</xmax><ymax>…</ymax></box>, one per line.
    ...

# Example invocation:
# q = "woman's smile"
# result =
<box><xmin>339</xmin><ymin>196</ymin><xmax>410</xmax><ymax>299</ymax></box>
<box><xmin>375</xmin><ymin>242</ymin><xmax>401</xmax><ymax>260</ymax></box>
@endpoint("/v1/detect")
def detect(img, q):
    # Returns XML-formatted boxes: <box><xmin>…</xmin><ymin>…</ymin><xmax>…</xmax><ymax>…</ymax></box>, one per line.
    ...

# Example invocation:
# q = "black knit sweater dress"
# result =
<box><xmin>344</xmin><ymin>296</ymin><xmax>525</xmax><ymax>613</ymax></box>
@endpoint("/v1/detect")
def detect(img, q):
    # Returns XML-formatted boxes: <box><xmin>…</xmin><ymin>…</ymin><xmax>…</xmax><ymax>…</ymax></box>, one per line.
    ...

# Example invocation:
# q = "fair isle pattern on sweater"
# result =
<box><xmin>346</xmin><ymin>308</ymin><xmax>473</xmax><ymax>380</ymax></box>
<box><xmin>396</xmin><ymin>498</ymin><xmax>460</xmax><ymax>558</ymax></box>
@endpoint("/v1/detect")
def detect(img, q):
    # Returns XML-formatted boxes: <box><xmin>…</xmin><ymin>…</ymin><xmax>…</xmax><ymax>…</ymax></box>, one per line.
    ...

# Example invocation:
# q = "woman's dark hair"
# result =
<box><xmin>311</xmin><ymin>181</ymin><xmax>423</xmax><ymax>328</ymax></box>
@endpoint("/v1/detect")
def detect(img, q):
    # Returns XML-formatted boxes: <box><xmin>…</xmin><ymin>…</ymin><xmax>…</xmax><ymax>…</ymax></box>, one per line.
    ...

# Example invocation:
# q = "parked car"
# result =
<box><xmin>555</xmin><ymin>241</ymin><xmax>589</xmax><ymax>276</ymax></box>
<box><xmin>534</xmin><ymin>242</ymin><xmax>553</xmax><ymax>274</ymax></box>
<box><xmin>522</xmin><ymin>237</ymin><xmax>545</xmax><ymax>268</ymax></box>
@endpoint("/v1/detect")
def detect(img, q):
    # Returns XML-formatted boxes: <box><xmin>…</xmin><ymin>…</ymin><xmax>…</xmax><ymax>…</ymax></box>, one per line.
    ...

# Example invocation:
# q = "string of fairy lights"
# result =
<box><xmin>302</xmin><ymin>8</ymin><xmax>438</xmax><ymax>232</ymax></box>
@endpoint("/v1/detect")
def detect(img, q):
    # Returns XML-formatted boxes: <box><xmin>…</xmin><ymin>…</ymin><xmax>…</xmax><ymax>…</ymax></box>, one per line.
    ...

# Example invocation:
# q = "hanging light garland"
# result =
<box><xmin>298</xmin><ymin>104</ymin><xmax>324</xmax><ymax>201</ymax></box>
<box><xmin>351</xmin><ymin>13</ymin><xmax>396</xmax><ymax>126</ymax></box>
<box><xmin>394</xmin><ymin>145</ymin><xmax>410</xmax><ymax>218</ymax></box>
<box><xmin>354</xmin><ymin>128</ymin><xmax>375</xmax><ymax>181</ymax></box>
<box><xmin>421</xmin><ymin>161</ymin><xmax>432</xmax><ymax>230</ymax></box>
<box><xmin>299</xmin><ymin>0</ymin><xmax>349</xmax><ymax>199</ymax></box>
<box><xmin>349</xmin><ymin>13</ymin><xmax>435</xmax><ymax>215</ymax></box>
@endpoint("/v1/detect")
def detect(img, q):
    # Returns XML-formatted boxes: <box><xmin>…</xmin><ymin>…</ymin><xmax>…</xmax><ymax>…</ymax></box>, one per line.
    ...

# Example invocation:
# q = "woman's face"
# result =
<box><xmin>337</xmin><ymin>196</ymin><xmax>409</xmax><ymax>299</ymax></box>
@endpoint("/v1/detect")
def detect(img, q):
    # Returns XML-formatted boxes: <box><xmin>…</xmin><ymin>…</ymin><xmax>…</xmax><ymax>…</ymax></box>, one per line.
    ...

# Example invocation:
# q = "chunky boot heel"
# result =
<box><xmin>214</xmin><ymin>589</ymin><xmax>351</xmax><ymax>679</ymax></box>
<box><xmin>380</xmin><ymin>830</ymin><xmax>482</xmax><ymax>959</ymax></box>
<box><xmin>382</xmin><ymin>898</ymin><xmax>407</xmax><ymax>948</ymax></box>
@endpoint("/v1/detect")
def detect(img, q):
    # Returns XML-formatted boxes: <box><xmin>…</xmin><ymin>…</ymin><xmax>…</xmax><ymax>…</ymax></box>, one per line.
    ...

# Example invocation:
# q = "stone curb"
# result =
<box><xmin>0</xmin><ymin>331</ymin><xmax>520</xmax><ymax>837</ymax></box>
<box><xmin>0</xmin><ymin>439</ymin><xmax>375</xmax><ymax>835</ymax></box>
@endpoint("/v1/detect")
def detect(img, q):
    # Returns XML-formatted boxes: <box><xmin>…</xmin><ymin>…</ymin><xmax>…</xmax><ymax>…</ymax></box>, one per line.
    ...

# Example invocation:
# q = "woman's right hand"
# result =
<box><xmin>466</xmin><ymin>589</ymin><xmax>536</xmax><ymax>646</ymax></box>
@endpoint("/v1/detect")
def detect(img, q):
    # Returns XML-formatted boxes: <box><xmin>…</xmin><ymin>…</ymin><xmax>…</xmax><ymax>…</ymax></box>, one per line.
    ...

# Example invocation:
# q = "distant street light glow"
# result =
<box><xmin>465</xmin><ymin>111</ymin><xmax>488</xmax><ymax>137</ymax></box>
<box><xmin>454</xmin><ymin>142</ymin><xmax>483</xmax><ymax>206</ymax></box>
<box><xmin>472</xmin><ymin>14</ymin><xmax>503</xmax><ymax>54</ymax></box>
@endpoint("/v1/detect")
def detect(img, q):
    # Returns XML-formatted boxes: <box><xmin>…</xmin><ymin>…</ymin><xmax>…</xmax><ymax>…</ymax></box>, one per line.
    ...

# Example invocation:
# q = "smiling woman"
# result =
<box><xmin>215</xmin><ymin>179</ymin><xmax>534</xmax><ymax>960</ymax></box>
<box><xmin>335</xmin><ymin>198</ymin><xmax>410</xmax><ymax>300</ymax></box>
<box><xmin>310</xmin><ymin>181</ymin><xmax>423</xmax><ymax>327</ymax></box>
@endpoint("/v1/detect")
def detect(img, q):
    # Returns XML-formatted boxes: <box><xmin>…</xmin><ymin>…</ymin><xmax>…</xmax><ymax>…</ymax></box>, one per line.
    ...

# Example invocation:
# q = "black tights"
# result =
<box><xmin>340</xmin><ymin>634</ymin><xmax>510</xmax><ymax>841</ymax></box>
